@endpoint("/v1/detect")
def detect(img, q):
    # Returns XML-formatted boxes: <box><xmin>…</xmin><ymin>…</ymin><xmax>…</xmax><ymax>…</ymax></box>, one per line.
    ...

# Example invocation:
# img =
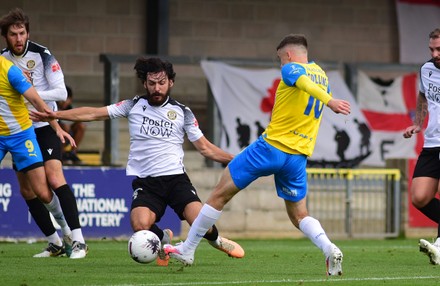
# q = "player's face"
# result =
<box><xmin>5</xmin><ymin>24</ymin><xmax>29</xmax><ymax>56</ymax></box>
<box><xmin>144</xmin><ymin>71</ymin><xmax>173</xmax><ymax>106</ymax></box>
<box><xmin>429</xmin><ymin>37</ymin><xmax>440</xmax><ymax>68</ymax></box>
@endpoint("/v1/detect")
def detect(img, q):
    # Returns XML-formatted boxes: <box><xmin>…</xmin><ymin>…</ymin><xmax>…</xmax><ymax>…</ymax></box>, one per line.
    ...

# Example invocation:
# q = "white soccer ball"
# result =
<box><xmin>128</xmin><ymin>230</ymin><xmax>161</xmax><ymax>264</ymax></box>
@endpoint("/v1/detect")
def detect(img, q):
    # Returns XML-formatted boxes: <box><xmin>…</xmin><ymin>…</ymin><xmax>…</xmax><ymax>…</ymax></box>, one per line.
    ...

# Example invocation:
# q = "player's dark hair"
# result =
<box><xmin>0</xmin><ymin>8</ymin><xmax>30</xmax><ymax>37</ymax></box>
<box><xmin>429</xmin><ymin>28</ymin><xmax>440</xmax><ymax>40</ymax></box>
<box><xmin>134</xmin><ymin>57</ymin><xmax>176</xmax><ymax>83</ymax></box>
<box><xmin>276</xmin><ymin>34</ymin><xmax>308</xmax><ymax>51</ymax></box>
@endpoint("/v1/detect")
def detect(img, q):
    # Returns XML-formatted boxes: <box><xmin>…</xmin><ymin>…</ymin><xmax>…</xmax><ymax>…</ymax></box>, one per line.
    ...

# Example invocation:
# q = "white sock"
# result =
<box><xmin>44</xmin><ymin>193</ymin><xmax>68</xmax><ymax>229</ymax></box>
<box><xmin>183</xmin><ymin>204</ymin><xmax>222</xmax><ymax>254</ymax></box>
<box><xmin>72</xmin><ymin>228</ymin><xmax>85</xmax><ymax>244</ymax></box>
<box><xmin>299</xmin><ymin>216</ymin><xmax>332</xmax><ymax>256</ymax></box>
<box><xmin>47</xmin><ymin>232</ymin><xmax>62</xmax><ymax>247</ymax></box>
<box><xmin>435</xmin><ymin>237</ymin><xmax>440</xmax><ymax>246</ymax></box>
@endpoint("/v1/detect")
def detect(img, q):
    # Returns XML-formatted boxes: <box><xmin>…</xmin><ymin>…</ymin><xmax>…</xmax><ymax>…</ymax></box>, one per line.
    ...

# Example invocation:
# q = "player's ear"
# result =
<box><xmin>169</xmin><ymin>79</ymin><xmax>174</xmax><ymax>87</ymax></box>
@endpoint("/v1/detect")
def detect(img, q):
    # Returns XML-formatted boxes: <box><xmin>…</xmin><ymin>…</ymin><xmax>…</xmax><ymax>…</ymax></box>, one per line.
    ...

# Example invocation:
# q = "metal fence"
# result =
<box><xmin>307</xmin><ymin>168</ymin><xmax>401</xmax><ymax>238</ymax></box>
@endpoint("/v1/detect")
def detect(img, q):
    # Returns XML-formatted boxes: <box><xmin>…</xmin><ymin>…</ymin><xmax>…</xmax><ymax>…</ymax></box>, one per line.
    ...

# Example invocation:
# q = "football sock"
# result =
<box><xmin>203</xmin><ymin>224</ymin><xmax>219</xmax><ymax>241</ymax></box>
<box><xmin>418</xmin><ymin>198</ymin><xmax>440</xmax><ymax>223</ymax></box>
<box><xmin>183</xmin><ymin>204</ymin><xmax>221</xmax><ymax>253</ymax></box>
<box><xmin>299</xmin><ymin>216</ymin><xmax>332</xmax><ymax>256</ymax></box>
<box><xmin>72</xmin><ymin>228</ymin><xmax>85</xmax><ymax>243</ymax></box>
<box><xmin>54</xmin><ymin>184</ymin><xmax>81</xmax><ymax>230</ymax></box>
<box><xmin>44</xmin><ymin>193</ymin><xmax>70</xmax><ymax>235</ymax></box>
<box><xmin>149</xmin><ymin>224</ymin><xmax>164</xmax><ymax>241</ymax></box>
<box><xmin>47</xmin><ymin>232</ymin><xmax>63</xmax><ymax>247</ymax></box>
<box><xmin>26</xmin><ymin>197</ymin><xmax>56</xmax><ymax>236</ymax></box>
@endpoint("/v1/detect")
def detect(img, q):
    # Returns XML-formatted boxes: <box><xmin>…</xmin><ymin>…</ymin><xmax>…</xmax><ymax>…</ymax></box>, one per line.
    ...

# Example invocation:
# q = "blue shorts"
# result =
<box><xmin>0</xmin><ymin>127</ymin><xmax>44</xmax><ymax>172</ymax></box>
<box><xmin>229</xmin><ymin>136</ymin><xmax>308</xmax><ymax>202</ymax></box>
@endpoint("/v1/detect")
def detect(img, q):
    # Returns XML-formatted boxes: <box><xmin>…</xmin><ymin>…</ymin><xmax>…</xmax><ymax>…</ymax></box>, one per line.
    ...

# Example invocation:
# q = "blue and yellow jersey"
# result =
<box><xmin>0</xmin><ymin>56</ymin><xmax>33</xmax><ymax>136</ymax></box>
<box><xmin>263</xmin><ymin>61</ymin><xmax>331</xmax><ymax>156</ymax></box>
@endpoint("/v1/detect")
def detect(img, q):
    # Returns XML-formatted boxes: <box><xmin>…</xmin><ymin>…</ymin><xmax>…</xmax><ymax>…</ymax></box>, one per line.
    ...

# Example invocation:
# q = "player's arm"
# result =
<box><xmin>36</xmin><ymin>79</ymin><xmax>68</xmax><ymax>102</ymax></box>
<box><xmin>22</xmin><ymin>85</ymin><xmax>54</xmax><ymax>114</ymax></box>
<box><xmin>192</xmin><ymin>136</ymin><xmax>234</xmax><ymax>165</ymax></box>
<box><xmin>47</xmin><ymin>116</ymin><xmax>76</xmax><ymax>146</ymax></box>
<box><xmin>295</xmin><ymin>75</ymin><xmax>332</xmax><ymax>105</ymax></box>
<box><xmin>413</xmin><ymin>92</ymin><xmax>428</xmax><ymax>128</ymax></box>
<box><xmin>35</xmin><ymin>52</ymin><xmax>68</xmax><ymax>101</ymax></box>
<box><xmin>403</xmin><ymin>92</ymin><xmax>427</xmax><ymax>138</ymax></box>
<box><xmin>22</xmin><ymin>86</ymin><xmax>75</xmax><ymax>145</ymax></box>
<box><xmin>295</xmin><ymin>75</ymin><xmax>350</xmax><ymax>115</ymax></box>
<box><xmin>32</xmin><ymin>106</ymin><xmax>110</xmax><ymax>122</ymax></box>
<box><xmin>55</xmin><ymin>106</ymin><xmax>110</xmax><ymax>121</ymax></box>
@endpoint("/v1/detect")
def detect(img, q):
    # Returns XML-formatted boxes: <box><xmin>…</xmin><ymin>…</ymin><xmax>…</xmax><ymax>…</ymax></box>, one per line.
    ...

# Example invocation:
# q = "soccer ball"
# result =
<box><xmin>128</xmin><ymin>230</ymin><xmax>161</xmax><ymax>264</ymax></box>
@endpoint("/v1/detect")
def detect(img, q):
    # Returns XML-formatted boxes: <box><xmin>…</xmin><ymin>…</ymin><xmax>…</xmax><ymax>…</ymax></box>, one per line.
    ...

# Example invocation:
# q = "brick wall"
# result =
<box><xmin>0</xmin><ymin>0</ymin><xmax>398</xmax><ymax>164</ymax></box>
<box><xmin>168</xmin><ymin>0</ymin><xmax>398</xmax><ymax>62</ymax></box>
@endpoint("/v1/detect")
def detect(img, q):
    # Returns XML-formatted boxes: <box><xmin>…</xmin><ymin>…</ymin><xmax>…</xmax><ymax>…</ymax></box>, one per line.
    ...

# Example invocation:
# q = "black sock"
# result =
<box><xmin>54</xmin><ymin>184</ymin><xmax>81</xmax><ymax>230</ymax></box>
<box><xmin>26</xmin><ymin>198</ymin><xmax>56</xmax><ymax>236</ymax></box>
<box><xmin>149</xmin><ymin>224</ymin><xmax>164</xmax><ymax>241</ymax></box>
<box><xmin>417</xmin><ymin>198</ymin><xmax>440</xmax><ymax>223</ymax></box>
<box><xmin>204</xmin><ymin>224</ymin><xmax>218</xmax><ymax>241</ymax></box>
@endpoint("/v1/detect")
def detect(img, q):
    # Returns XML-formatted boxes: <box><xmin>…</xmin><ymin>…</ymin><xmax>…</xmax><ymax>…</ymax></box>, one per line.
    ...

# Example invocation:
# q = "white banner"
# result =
<box><xmin>396</xmin><ymin>0</ymin><xmax>440</xmax><ymax>64</ymax></box>
<box><xmin>201</xmin><ymin>61</ymin><xmax>374</xmax><ymax>167</ymax></box>
<box><xmin>356</xmin><ymin>70</ymin><xmax>419</xmax><ymax>165</ymax></box>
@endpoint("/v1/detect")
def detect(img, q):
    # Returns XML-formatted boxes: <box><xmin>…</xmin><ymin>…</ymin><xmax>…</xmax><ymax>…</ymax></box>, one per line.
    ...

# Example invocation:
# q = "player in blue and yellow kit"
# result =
<box><xmin>164</xmin><ymin>34</ymin><xmax>351</xmax><ymax>276</ymax></box>
<box><xmin>0</xmin><ymin>55</ymin><xmax>72</xmax><ymax>241</ymax></box>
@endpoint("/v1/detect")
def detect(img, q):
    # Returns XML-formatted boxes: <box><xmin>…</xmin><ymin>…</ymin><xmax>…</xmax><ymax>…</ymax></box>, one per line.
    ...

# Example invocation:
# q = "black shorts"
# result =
<box><xmin>13</xmin><ymin>125</ymin><xmax>62</xmax><ymax>171</ymax></box>
<box><xmin>413</xmin><ymin>147</ymin><xmax>440</xmax><ymax>179</ymax></box>
<box><xmin>34</xmin><ymin>125</ymin><xmax>63</xmax><ymax>162</ymax></box>
<box><xmin>131</xmin><ymin>173</ymin><xmax>201</xmax><ymax>221</ymax></box>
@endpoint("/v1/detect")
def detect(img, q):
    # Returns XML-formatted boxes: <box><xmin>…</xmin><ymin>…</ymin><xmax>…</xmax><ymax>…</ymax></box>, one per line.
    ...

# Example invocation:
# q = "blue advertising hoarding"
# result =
<box><xmin>0</xmin><ymin>167</ymin><xmax>181</xmax><ymax>239</ymax></box>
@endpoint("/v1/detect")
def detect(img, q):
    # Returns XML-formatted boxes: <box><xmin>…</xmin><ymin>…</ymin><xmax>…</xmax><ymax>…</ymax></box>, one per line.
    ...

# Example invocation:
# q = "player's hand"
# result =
<box><xmin>30</xmin><ymin>110</ymin><xmax>56</xmax><ymax>122</ymax></box>
<box><xmin>403</xmin><ymin>125</ymin><xmax>421</xmax><ymax>138</ymax></box>
<box><xmin>56</xmin><ymin>128</ymin><xmax>77</xmax><ymax>147</ymax></box>
<box><xmin>327</xmin><ymin>99</ymin><xmax>351</xmax><ymax>115</ymax></box>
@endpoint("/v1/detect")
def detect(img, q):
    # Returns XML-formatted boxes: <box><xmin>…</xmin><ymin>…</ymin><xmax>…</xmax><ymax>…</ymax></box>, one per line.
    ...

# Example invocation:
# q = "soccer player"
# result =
<box><xmin>0</xmin><ymin>8</ymin><xmax>87</xmax><ymax>259</ymax></box>
<box><xmin>163</xmin><ymin>34</ymin><xmax>351</xmax><ymax>276</ymax></box>
<box><xmin>31</xmin><ymin>57</ymin><xmax>245</xmax><ymax>266</ymax></box>
<box><xmin>403</xmin><ymin>28</ymin><xmax>440</xmax><ymax>265</ymax></box>
<box><xmin>0</xmin><ymin>55</ymin><xmax>72</xmax><ymax>247</ymax></box>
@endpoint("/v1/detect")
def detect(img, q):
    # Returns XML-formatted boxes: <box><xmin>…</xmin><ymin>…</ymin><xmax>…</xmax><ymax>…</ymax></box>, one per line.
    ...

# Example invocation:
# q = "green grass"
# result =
<box><xmin>1</xmin><ymin>238</ymin><xmax>440</xmax><ymax>286</ymax></box>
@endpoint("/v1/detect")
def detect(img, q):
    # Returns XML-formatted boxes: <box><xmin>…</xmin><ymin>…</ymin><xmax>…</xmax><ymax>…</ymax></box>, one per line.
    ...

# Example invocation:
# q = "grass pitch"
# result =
<box><xmin>1</xmin><ymin>238</ymin><xmax>440</xmax><ymax>286</ymax></box>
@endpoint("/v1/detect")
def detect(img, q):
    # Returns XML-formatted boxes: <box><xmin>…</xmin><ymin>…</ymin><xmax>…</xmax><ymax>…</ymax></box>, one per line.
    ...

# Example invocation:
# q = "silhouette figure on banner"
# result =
<box><xmin>255</xmin><ymin>121</ymin><xmax>265</xmax><ymax>137</ymax></box>
<box><xmin>354</xmin><ymin>118</ymin><xmax>371</xmax><ymax>156</ymax></box>
<box><xmin>333</xmin><ymin>125</ymin><xmax>350</xmax><ymax>161</ymax></box>
<box><xmin>236</xmin><ymin>117</ymin><xmax>250</xmax><ymax>148</ymax></box>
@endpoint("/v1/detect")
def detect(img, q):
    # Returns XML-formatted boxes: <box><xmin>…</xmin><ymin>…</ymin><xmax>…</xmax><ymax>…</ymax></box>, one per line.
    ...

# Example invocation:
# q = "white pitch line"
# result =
<box><xmin>91</xmin><ymin>275</ymin><xmax>440</xmax><ymax>286</ymax></box>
